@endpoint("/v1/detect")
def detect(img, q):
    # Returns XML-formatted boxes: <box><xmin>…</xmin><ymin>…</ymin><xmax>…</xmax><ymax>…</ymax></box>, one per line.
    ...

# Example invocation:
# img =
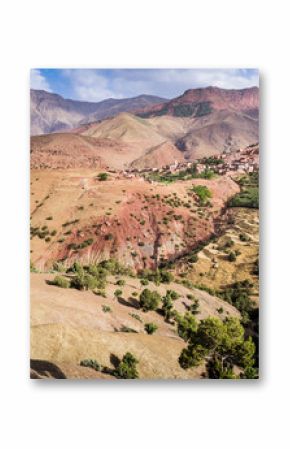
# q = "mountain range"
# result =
<box><xmin>31</xmin><ymin>89</ymin><xmax>167</xmax><ymax>135</ymax></box>
<box><xmin>31</xmin><ymin>86</ymin><xmax>259</xmax><ymax>169</ymax></box>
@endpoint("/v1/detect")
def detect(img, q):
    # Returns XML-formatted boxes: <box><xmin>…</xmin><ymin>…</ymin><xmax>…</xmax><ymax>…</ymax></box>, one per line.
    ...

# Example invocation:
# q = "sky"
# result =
<box><xmin>31</xmin><ymin>68</ymin><xmax>259</xmax><ymax>103</ymax></box>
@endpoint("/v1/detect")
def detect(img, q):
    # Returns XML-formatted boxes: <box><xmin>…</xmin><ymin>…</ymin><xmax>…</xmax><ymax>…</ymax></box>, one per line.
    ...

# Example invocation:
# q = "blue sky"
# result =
<box><xmin>31</xmin><ymin>68</ymin><xmax>259</xmax><ymax>103</ymax></box>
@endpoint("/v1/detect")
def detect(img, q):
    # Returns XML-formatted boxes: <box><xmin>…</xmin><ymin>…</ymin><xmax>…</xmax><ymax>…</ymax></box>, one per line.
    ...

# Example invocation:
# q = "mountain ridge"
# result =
<box><xmin>30</xmin><ymin>89</ymin><xmax>167</xmax><ymax>135</ymax></box>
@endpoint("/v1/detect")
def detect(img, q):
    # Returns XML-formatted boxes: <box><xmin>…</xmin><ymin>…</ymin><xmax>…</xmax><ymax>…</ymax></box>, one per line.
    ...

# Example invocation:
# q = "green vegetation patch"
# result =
<box><xmin>177</xmin><ymin>315</ymin><xmax>258</xmax><ymax>379</ymax></box>
<box><xmin>229</xmin><ymin>171</ymin><xmax>259</xmax><ymax>209</ymax></box>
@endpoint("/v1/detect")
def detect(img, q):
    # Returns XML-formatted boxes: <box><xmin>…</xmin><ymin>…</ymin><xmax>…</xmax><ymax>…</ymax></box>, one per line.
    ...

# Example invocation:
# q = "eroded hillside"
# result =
<box><xmin>30</xmin><ymin>170</ymin><xmax>239</xmax><ymax>271</ymax></box>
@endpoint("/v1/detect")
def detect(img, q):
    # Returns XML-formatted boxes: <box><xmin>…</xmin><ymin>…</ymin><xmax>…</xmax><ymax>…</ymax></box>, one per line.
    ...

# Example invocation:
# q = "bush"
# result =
<box><xmin>140</xmin><ymin>278</ymin><xmax>149</xmax><ymax>286</ymax></box>
<box><xmin>102</xmin><ymin>305</ymin><xmax>111</xmax><ymax>313</ymax></box>
<box><xmin>105</xmin><ymin>233</ymin><xmax>114</xmax><ymax>241</ymax></box>
<box><xmin>80</xmin><ymin>359</ymin><xmax>102</xmax><ymax>371</ymax></box>
<box><xmin>115</xmin><ymin>352</ymin><xmax>139</xmax><ymax>379</ymax></box>
<box><xmin>30</xmin><ymin>261</ymin><xmax>37</xmax><ymax>272</ymax></box>
<box><xmin>139</xmin><ymin>269</ymin><xmax>173</xmax><ymax>285</ymax></box>
<box><xmin>144</xmin><ymin>322</ymin><xmax>158</xmax><ymax>334</ymax></box>
<box><xmin>190</xmin><ymin>298</ymin><xmax>200</xmax><ymax>315</ymax></box>
<box><xmin>98</xmin><ymin>172</ymin><xmax>108</xmax><ymax>181</ymax></box>
<box><xmin>70</xmin><ymin>273</ymin><xmax>99</xmax><ymax>291</ymax></box>
<box><xmin>162</xmin><ymin>295</ymin><xmax>174</xmax><ymax>322</ymax></box>
<box><xmin>50</xmin><ymin>275</ymin><xmax>70</xmax><ymax>289</ymax></box>
<box><xmin>46</xmin><ymin>216</ymin><xmax>53</xmax><ymax>220</ymax></box>
<box><xmin>114</xmin><ymin>289</ymin><xmax>123</xmax><ymax>298</ymax></box>
<box><xmin>116</xmin><ymin>279</ymin><xmax>125</xmax><ymax>286</ymax></box>
<box><xmin>52</xmin><ymin>262</ymin><xmax>65</xmax><ymax>272</ymax></box>
<box><xmin>130</xmin><ymin>313</ymin><xmax>142</xmax><ymax>322</ymax></box>
<box><xmin>139</xmin><ymin>289</ymin><xmax>161</xmax><ymax>312</ymax></box>
<box><xmin>164</xmin><ymin>289</ymin><xmax>179</xmax><ymax>301</ymax></box>
<box><xmin>239</xmin><ymin>233</ymin><xmax>250</xmax><ymax>242</ymax></box>
<box><xmin>228</xmin><ymin>251</ymin><xmax>237</xmax><ymax>262</ymax></box>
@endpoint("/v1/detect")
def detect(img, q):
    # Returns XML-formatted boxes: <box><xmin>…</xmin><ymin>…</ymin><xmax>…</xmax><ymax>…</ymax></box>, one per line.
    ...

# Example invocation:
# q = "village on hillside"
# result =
<box><xmin>106</xmin><ymin>143</ymin><xmax>259</xmax><ymax>182</ymax></box>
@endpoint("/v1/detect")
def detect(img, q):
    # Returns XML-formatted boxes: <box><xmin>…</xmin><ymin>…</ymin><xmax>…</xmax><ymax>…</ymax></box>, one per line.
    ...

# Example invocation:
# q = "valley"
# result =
<box><xmin>30</xmin><ymin>83</ymin><xmax>259</xmax><ymax>380</ymax></box>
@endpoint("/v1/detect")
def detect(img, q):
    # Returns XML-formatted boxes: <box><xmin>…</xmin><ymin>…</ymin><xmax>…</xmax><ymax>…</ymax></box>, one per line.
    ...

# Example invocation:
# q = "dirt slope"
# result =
<box><xmin>30</xmin><ymin>272</ymin><xmax>239</xmax><ymax>379</ymax></box>
<box><xmin>130</xmin><ymin>141</ymin><xmax>184</xmax><ymax>169</ymax></box>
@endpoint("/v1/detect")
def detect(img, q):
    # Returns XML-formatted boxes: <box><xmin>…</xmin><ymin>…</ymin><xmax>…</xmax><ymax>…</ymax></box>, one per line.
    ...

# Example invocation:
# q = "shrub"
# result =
<box><xmin>130</xmin><ymin>313</ymin><xmax>142</xmax><ymax>322</ymax></box>
<box><xmin>114</xmin><ymin>289</ymin><xmax>123</xmax><ymax>298</ymax></box>
<box><xmin>190</xmin><ymin>298</ymin><xmax>200</xmax><ymax>315</ymax></box>
<box><xmin>80</xmin><ymin>359</ymin><xmax>102</xmax><ymax>371</ymax></box>
<box><xmin>139</xmin><ymin>289</ymin><xmax>161</xmax><ymax>312</ymax></box>
<box><xmin>116</xmin><ymin>279</ymin><xmax>125</xmax><ymax>286</ymax></box>
<box><xmin>105</xmin><ymin>233</ymin><xmax>114</xmax><ymax>241</ymax></box>
<box><xmin>132</xmin><ymin>291</ymin><xmax>138</xmax><ymax>297</ymax></box>
<box><xmin>52</xmin><ymin>262</ymin><xmax>65</xmax><ymax>272</ymax></box>
<box><xmin>30</xmin><ymin>261</ymin><xmax>37</xmax><ymax>272</ymax></box>
<box><xmin>94</xmin><ymin>290</ymin><xmax>106</xmax><ymax>297</ymax></box>
<box><xmin>50</xmin><ymin>275</ymin><xmax>70</xmax><ymax>289</ymax></box>
<box><xmin>144</xmin><ymin>322</ymin><xmax>158</xmax><ymax>335</ymax></box>
<box><xmin>102</xmin><ymin>305</ymin><xmax>111</xmax><ymax>313</ymax></box>
<box><xmin>115</xmin><ymin>352</ymin><xmax>139</xmax><ymax>379</ymax></box>
<box><xmin>98</xmin><ymin>172</ymin><xmax>109</xmax><ymax>181</ymax></box>
<box><xmin>162</xmin><ymin>295</ymin><xmax>174</xmax><ymax>322</ymax></box>
<box><xmin>46</xmin><ymin>216</ymin><xmax>53</xmax><ymax>220</ymax></box>
<box><xmin>239</xmin><ymin>233</ymin><xmax>250</xmax><ymax>242</ymax></box>
<box><xmin>140</xmin><ymin>278</ymin><xmax>149</xmax><ymax>286</ymax></box>
<box><xmin>228</xmin><ymin>251</ymin><xmax>237</xmax><ymax>262</ymax></box>
<box><xmin>164</xmin><ymin>289</ymin><xmax>179</xmax><ymax>301</ymax></box>
<box><xmin>70</xmin><ymin>273</ymin><xmax>99</xmax><ymax>291</ymax></box>
<box><xmin>139</xmin><ymin>269</ymin><xmax>173</xmax><ymax>285</ymax></box>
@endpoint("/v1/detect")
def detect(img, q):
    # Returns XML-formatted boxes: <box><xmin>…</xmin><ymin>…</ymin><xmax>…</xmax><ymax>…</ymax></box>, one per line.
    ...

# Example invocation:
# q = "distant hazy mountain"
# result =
<box><xmin>30</xmin><ymin>89</ymin><xmax>167</xmax><ymax>135</ymax></box>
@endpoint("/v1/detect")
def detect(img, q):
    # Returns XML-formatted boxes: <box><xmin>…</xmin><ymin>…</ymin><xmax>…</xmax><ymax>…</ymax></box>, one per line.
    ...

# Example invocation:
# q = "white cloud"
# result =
<box><xmin>107</xmin><ymin>69</ymin><xmax>259</xmax><ymax>100</ymax></box>
<box><xmin>56</xmin><ymin>68</ymin><xmax>259</xmax><ymax>102</ymax></box>
<box><xmin>30</xmin><ymin>69</ymin><xmax>52</xmax><ymax>91</ymax></box>
<box><xmin>61</xmin><ymin>69</ymin><xmax>122</xmax><ymax>102</ymax></box>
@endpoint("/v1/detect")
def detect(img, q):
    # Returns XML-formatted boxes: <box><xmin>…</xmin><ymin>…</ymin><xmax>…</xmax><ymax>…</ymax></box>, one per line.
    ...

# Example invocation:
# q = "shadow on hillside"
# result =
<box><xmin>117</xmin><ymin>297</ymin><xmax>140</xmax><ymax>309</ymax></box>
<box><xmin>30</xmin><ymin>359</ymin><xmax>67</xmax><ymax>379</ymax></box>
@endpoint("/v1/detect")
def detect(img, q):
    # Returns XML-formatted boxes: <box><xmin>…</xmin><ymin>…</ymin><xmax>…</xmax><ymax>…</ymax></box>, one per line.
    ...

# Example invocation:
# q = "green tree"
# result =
<box><xmin>139</xmin><ymin>289</ymin><xmax>161</xmax><ymax>312</ymax></box>
<box><xmin>115</xmin><ymin>352</ymin><xmax>139</xmax><ymax>379</ymax></box>
<box><xmin>175</xmin><ymin>312</ymin><xmax>198</xmax><ymax>342</ymax></box>
<box><xmin>162</xmin><ymin>295</ymin><xmax>174</xmax><ymax>322</ymax></box>
<box><xmin>178</xmin><ymin>316</ymin><xmax>257</xmax><ymax>379</ymax></box>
